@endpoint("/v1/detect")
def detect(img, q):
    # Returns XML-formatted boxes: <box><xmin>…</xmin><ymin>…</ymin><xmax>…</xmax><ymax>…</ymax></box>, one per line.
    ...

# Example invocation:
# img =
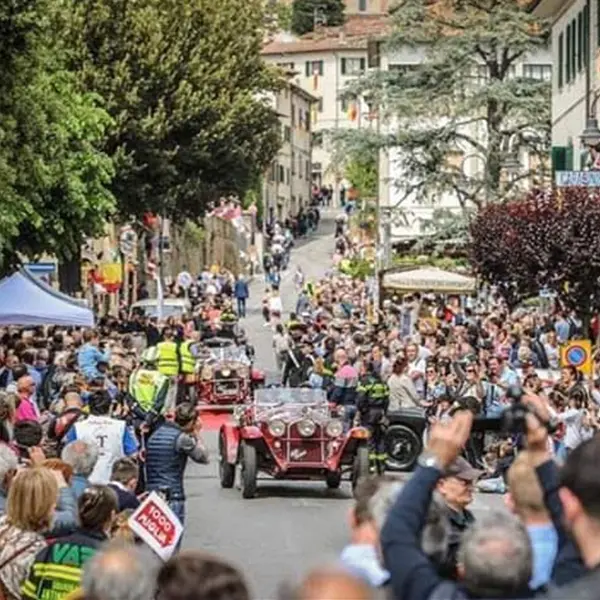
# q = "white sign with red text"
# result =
<box><xmin>128</xmin><ymin>492</ymin><xmax>183</xmax><ymax>560</ymax></box>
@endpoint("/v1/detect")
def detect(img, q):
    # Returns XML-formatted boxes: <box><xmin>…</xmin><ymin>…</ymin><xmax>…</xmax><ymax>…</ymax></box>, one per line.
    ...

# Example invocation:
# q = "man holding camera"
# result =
<box><xmin>145</xmin><ymin>403</ymin><xmax>209</xmax><ymax>526</ymax></box>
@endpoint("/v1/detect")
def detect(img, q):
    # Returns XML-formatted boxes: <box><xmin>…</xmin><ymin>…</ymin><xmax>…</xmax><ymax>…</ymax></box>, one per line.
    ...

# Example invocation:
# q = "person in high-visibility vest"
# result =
<box><xmin>128</xmin><ymin>347</ymin><xmax>169</xmax><ymax>428</ymax></box>
<box><xmin>156</xmin><ymin>328</ymin><xmax>180</xmax><ymax>412</ymax></box>
<box><xmin>177</xmin><ymin>332</ymin><xmax>200</xmax><ymax>404</ymax></box>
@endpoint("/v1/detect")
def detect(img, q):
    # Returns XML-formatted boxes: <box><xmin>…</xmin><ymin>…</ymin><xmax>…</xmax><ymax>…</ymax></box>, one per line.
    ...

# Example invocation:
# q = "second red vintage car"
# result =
<box><xmin>218</xmin><ymin>388</ymin><xmax>370</xmax><ymax>498</ymax></box>
<box><xmin>194</xmin><ymin>337</ymin><xmax>265</xmax><ymax>411</ymax></box>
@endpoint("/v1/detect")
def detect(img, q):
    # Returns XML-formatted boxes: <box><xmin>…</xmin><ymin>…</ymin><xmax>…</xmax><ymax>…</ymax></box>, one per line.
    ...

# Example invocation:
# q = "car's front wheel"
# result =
<box><xmin>351</xmin><ymin>444</ymin><xmax>370</xmax><ymax>495</ymax></box>
<box><xmin>241</xmin><ymin>441</ymin><xmax>258</xmax><ymax>499</ymax></box>
<box><xmin>385</xmin><ymin>425</ymin><xmax>422</xmax><ymax>471</ymax></box>
<box><xmin>218</xmin><ymin>432</ymin><xmax>235</xmax><ymax>489</ymax></box>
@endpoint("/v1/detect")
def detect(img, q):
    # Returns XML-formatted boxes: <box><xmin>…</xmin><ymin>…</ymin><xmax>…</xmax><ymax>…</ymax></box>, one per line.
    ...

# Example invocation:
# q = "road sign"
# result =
<box><xmin>119</xmin><ymin>226</ymin><xmax>137</xmax><ymax>257</ymax></box>
<box><xmin>128</xmin><ymin>492</ymin><xmax>183</xmax><ymax>560</ymax></box>
<box><xmin>560</xmin><ymin>340</ymin><xmax>593</xmax><ymax>377</ymax></box>
<box><xmin>555</xmin><ymin>171</ymin><xmax>600</xmax><ymax>187</ymax></box>
<box><xmin>176</xmin><ymin>271</ymin><xmax>193</xmax><ymax>290</ymax></box>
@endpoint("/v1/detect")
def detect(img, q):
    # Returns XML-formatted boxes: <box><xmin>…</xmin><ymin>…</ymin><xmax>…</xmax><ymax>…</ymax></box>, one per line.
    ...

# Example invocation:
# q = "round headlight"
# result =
<box><xmin>221</xmin><ymin>369</ymin><xmax>231</xmax><ymax>377</ymax></box>
<box><xmin>326</xmin><ymin>419</ymin><xmax>343</xmax><ymax>438</ymax></box>
<box><xmin>297</xmin><ymin>419</ymin><xmax>316</xmax><ymax>437</ymax></box>
<box><xmin>201</xmin><ymin>367</ymin><xmax>212</xmax><ymax>380</ymax></box>
<box><xmin>268</xmin><ymin>419</ymin><xmax>286</xmax><ymax>437</ymax></box>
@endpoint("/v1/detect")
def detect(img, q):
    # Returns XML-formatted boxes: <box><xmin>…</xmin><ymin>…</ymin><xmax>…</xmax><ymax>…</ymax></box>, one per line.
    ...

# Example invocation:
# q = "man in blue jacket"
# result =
<box><xmin>77</xmin><ymin>330</ymin><xmax>111</xmax><ymax>381</ymax></box>
<box><xmin>234</xmin><ymin>275</ymin><xmax>250</xmax><ymax>318</ymax></box>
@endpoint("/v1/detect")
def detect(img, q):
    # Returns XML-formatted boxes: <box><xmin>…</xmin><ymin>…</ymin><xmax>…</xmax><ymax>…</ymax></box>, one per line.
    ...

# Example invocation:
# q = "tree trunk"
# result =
<box><xmin>58</xmin><ymin>249</ymin><xmax>82</xmax><ymax>294</ymax></box>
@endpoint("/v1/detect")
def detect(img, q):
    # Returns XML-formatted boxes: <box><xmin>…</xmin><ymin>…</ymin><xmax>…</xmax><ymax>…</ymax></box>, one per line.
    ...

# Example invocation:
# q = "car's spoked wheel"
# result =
<box><xmin>351</xmin><ymin>445</ymin><xmax>370</xmax><ymax>496</ymax></box>
<box><xmin>218</xmin><ymin>432</ymin><xmax>235</xmax><ymax>489</ymax></box>
<box><xmin>385</xmin><ymin>425</ymin><xmax>422</xmax><ymax>471</ymax></box>
<box><xmin>241</xmin><ymin>441</ymin><xmax>257</xmax><ymax>499</ymax></box>
<box><xmin>325</xmin><ymin>470</ymin><xmax>342</xmax><ymax>489</ymax></box>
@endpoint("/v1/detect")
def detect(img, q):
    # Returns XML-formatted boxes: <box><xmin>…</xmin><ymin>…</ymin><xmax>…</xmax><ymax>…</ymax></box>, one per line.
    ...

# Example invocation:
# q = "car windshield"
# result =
<box><xmin>132</xmin><ymin>304</ymin><xmax>185</xmax><ymax>318</ymax></box>
<box><xmin>208</xmin><ymin>345</ymin><xmax>250</xmax><ymax>365</ymax></box>
<box><xmin>253</xmin><ymin>388</ymin><xmax>329</xmax><ymax>422</ymax></box>
<box><xmin>254</xmin><ymin>388</ymin><xmax>328</xmax><ymax>407</ymax></box>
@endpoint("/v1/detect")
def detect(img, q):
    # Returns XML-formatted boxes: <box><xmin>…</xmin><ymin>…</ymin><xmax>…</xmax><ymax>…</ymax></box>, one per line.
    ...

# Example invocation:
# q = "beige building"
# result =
<box><xmin>263</xmin><ymin>79</ymin><xmax>317</xmax><ymax>220</ymax></box>
<box><xmin>263</xmin><ymin>15</ymin><xmax>389</xmax><ymax>195</ymax></box>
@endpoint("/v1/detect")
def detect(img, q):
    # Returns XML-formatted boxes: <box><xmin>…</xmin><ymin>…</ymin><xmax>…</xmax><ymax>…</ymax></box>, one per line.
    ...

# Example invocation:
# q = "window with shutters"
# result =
<box><xmin>523</xmin><ymin>64</ymin><xmax>552</xmax><ymax>81</ymax></box>
<box><xmin>566</xmin><ymin>25</ymin><xmax>572</xmax><ymax>83</ymax></box>
<box><xmin>584</xmin><ymin>4</ymin><xmax>590</xmax><ymax>65</ymax></box>
<box><xmin>558</xmin><ymin>33</ymin><xmax>564</xmax><ymax>88</ymax></box>
<box><xmin>551</xmin><ymin>147</ymin><xmax>567</xmax><ymax>173</ymax></box>
<box><xmin>578</xmin><ymin>12</ymin><xmax>583</xmax><ymax>72</ymax></box>
<box><xmin>279</xmin><ymin>165</ymin><xmax>285</xmax><ymax>182</ymax></box>
<box><xmin>305</xmin><ymin>61</ymin><xmax>324</xmax><ymax>77</ymax></box>
<box><xmin>571</xmin><ymin>19</ymin><xmax>577</xmax><ymax>78</ymax></box>
<box><xmin>359</xmin><ymin>0</ymin><xmax>367</xmax><ymax>11</ymax></box>
<box><xmin>341</xmin><ymin>57</ymin><xmax>366</xmax><ymax>75</ymax></box>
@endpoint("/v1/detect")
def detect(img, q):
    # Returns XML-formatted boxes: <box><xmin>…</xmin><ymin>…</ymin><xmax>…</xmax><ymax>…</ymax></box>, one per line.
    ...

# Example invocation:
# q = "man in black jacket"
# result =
<box><xmin>380</xmin><ymin>411</ymin><xmax>536</xmax><ymax>600</ymax></box>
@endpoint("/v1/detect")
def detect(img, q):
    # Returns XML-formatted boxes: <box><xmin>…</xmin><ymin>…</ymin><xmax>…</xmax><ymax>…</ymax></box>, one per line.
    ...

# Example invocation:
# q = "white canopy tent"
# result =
<box><xmin>0</xmin><ymin>269</ymin><xmax>94</xmax><ymax>327</ymax></box>
<box><xmin>381</xmin><ymin>267</ymin><xmax>476</xmax><ymax>295</ymax></box>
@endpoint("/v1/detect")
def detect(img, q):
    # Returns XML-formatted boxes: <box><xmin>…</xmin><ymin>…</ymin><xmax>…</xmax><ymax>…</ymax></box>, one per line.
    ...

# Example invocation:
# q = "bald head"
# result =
<box><xmin>289</xmin><ymin>568</ymin><xmax>372</xmax><ymax>600</ymax></box>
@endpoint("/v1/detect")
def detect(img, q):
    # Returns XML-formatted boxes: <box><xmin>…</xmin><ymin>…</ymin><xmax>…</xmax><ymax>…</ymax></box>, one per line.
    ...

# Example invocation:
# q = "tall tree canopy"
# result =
<box><xmin>470</xmin><ymin>188</ymin><xmax>600</xmax><ymax>326</ymax></box>
<box><xmin>291</xmin><ymin>0</ymin><xmax>345</xmax><ymax>35</ymax></box>
<box><xmin>0</xmin><ymin>0</ymin><xmax>115</xmax><ymax>270</ymax></box>
<box><xmin>64</xmin><ymin>0</ymin><xmax>281</xmax><ymax>222</ymax></box>
<box><xmin>339</xmin><ymin>0</ymin><xmax>551</xmax><ymax>234</ymax></box>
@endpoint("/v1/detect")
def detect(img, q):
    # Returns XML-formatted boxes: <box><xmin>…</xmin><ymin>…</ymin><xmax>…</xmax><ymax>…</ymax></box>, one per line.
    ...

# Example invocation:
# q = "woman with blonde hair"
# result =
<box><xmin>0</xmin><ymin>468</ymin><xmax>58</xmax><ymax>599</ymax></box>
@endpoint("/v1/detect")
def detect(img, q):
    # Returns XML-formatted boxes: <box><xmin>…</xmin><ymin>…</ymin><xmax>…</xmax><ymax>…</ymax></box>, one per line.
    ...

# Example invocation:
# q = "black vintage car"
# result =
<box><xmin>384</xmin><ymin>407</ymin><xmax>503</xmax><ymax>471</ymax></box>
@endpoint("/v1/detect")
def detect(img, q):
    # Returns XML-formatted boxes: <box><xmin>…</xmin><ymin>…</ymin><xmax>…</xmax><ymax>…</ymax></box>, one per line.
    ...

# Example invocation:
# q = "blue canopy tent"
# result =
<box><xmin>0</xmin><ymin>269</ymin><xmax>94</xmax><ymax>327</ymax></box>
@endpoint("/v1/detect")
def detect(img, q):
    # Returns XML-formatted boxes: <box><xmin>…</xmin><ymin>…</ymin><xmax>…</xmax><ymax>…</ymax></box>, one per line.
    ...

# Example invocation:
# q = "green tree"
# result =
<box><xmin>345</xmin><ymin>153</ymin><xmax>378</xmax><ymax>200</ymax></box>
<box><xmin>64</xmin><ymin>0</ymin><xmax>281</xmax><ymax>223</ymax></box>
<box><xmin>291</xmin><ymin>0</ymin><xmax>345</xmax><ymax>36</ymax></box>
<box><xmin>342</xmin><ymin>0</ymin><xmax>551</xmax><ymax>234</ymax></box>
<box><xmin>0</xmin><ymin>0</ymin><xmax>115</xmax><ymax>272</ymax></box>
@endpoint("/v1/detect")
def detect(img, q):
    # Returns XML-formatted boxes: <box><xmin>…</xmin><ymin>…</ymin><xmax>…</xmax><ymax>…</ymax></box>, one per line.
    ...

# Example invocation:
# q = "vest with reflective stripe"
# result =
<box><xmin>179</xmin><ymin>341</ymin><xmax>196</xmax><ymax>375</ymax></box>
<box><xmin>157</xmin><ymin>341</ymin><xmax>179</xmax><ymax>376</ymax></box>
<box><xmin>129</xmin><ymin>368</ymin><xmax>167</xmax><ymax>412</ymax></box>
<box><xmin>145</xmin><ymin>422</ymin><xmax>187</xmax><ymax>500</ymax></box>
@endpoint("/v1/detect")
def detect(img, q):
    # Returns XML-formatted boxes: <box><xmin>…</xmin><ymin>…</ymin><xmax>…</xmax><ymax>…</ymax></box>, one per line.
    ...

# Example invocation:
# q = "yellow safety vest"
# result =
<box><xmin>180</xmin><ymin>341</ymin><xmax>196</xmax><ymax>374</ymax></box>
<box><xmin>129</xmin><ymin>368</ymin><xmax>167</xmax><ymax>412</ymax></box>
<box><xmin>156</xmin><ymin>341</ymin><xmax>179</xmax><ymax>376</ymax></box>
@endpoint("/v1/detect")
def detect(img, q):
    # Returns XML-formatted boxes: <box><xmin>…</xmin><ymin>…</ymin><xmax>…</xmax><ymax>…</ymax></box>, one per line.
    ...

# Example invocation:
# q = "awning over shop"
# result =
<box><xmin>0</xmin><ymin>269</ymin><xmax>94</xmax><ymax>327</ymax></box>
<box><xmin>381</xmin><ymin>267</ymin><xmax>476</xmax><ymax>295</ymax></box>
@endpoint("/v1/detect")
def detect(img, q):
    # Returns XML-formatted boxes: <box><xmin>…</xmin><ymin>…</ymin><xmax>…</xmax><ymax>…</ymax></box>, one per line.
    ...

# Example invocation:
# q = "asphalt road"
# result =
<box><xmin>182</xmin><ymin>214</ymin><xmax>506</xmax><ymax>598</ymax></box>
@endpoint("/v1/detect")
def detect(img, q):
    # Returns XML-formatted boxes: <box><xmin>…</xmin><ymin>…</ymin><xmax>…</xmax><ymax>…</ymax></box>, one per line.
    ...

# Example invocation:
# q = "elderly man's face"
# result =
<box><xmin>438</xmin><ymin>476</ymin><xmax>474</xmax><ymax>511</ymax></box>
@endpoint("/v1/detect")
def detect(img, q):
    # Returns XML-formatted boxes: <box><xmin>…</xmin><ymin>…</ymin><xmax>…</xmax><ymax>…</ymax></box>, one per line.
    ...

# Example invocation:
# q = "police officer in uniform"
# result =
<box><xmin>128</xmin><ymin>347</ymin><xmax>169</xmax><ymax>430</ymax></box>
<box><xmin>356</xmin><ymin>361</ymin><xmax>389</xmax><ymax>474</ymax></box>
<box><xmin>177</xmin><ymin>332</ymin><xmax>200</xmax><ymax>404</ymax></box>
<box><xmin>282</xmin><ymin>337</ymin><xmax>312</xmax><ymax>387</ymax></box>
<box><xmin>156</xmin><ymin>328</ymin><xmax>180</xmax><ymax>412</ymax></box>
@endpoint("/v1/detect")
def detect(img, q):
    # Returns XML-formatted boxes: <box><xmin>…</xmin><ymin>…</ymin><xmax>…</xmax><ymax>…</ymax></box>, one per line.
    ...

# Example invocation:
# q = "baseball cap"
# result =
<box><xmin>444</xmin><ymin>456</ymin><xmax>483</xmax><ymax>481</ymax></box>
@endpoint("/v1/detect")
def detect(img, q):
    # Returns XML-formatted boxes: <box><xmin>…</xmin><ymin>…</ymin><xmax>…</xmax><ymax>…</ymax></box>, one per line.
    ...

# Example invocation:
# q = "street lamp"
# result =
<box><xmin>580</xmin><ymin>116</ymin><xmax>600</xmax><ymax>149</ymax></box>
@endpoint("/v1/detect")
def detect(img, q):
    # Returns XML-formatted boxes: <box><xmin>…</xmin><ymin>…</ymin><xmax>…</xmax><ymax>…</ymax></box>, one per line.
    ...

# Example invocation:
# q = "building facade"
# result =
<box><xmin>379</xmin><ymin>47</ymin><xmax>553</xmax><ymax>240</ymax></box>
<box><xmin>262</xmin><ymin>79</ymin><xmax>317</xmax><ymax>221</ymax></box>
<box><xmin>533</xmin><ymin>0</ymin><xmax>596</xmax><ymax>172</ymax></box>
<box><xmin>263</xmin><ymin>16</ymin><xmax>389</xmax><ymax>196</ymax></box>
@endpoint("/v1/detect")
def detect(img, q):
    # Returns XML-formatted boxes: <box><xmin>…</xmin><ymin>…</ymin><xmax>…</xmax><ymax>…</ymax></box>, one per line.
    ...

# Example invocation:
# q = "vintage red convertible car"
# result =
<box><xmin>218</xmin><ymin>388</ymin><xmax>370</xmax><ymax>498</ymax></box>
<box><xmin>194</xmin><ymin>337</ymin><xmax>265</xmax><ymax>411</ymax></box>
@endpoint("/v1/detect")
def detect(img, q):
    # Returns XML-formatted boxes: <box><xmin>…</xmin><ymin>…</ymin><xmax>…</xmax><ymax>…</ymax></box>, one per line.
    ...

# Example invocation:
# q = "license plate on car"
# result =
<box><xmin>216</xmin><ymin>381</ymin><xmax>238</xmax><ymax>395</ymax></box>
